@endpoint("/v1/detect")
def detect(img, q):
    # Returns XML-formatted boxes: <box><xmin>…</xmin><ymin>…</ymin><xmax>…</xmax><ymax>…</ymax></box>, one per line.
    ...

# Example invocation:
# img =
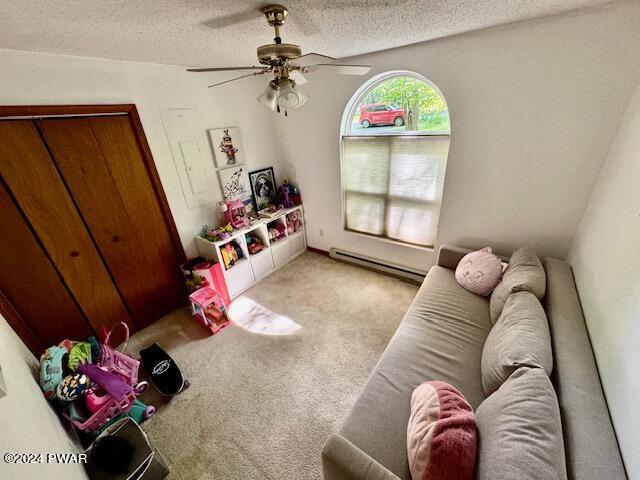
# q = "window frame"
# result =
<box><xmin>339</xmin><ymin>70</ymin><xmax>451</xmax><ymax>250</ymax></box>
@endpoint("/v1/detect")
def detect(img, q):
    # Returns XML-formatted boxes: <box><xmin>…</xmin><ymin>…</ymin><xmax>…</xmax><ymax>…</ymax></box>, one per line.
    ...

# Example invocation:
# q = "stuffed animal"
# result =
<box><xmin>454</xmin><ymin>247</ymin><xmax>505</xmax><ymax>296</ymax></box>
<box><xmin>278</xmin><ymin>182</ymin><xmax>293</xmax><ymax>208</ymax></box>
<box><xmin>287</xmin><ymin>211</ymin><xmax>302</xmax><ymax>234</ymax></box>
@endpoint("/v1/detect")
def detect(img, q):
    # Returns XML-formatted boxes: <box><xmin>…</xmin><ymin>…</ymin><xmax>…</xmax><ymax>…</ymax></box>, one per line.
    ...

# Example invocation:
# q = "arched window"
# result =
<box><xmin>340</xmin><ymin>71</ymin><xmax>450</xmax><ymax>248</ymax></box>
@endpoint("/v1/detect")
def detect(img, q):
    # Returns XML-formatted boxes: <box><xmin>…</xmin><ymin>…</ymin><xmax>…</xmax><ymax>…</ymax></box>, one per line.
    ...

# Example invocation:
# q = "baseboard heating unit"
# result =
<box><xmin>329</xmin><ymin>248</ymin><xmax>426</xmax><ymax>284</ymax></box>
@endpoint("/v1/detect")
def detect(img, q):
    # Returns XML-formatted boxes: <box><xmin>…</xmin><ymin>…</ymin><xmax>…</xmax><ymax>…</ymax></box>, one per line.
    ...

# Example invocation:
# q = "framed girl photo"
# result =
<box><xmin>249</xmin><ymin>167</ymin><xmax>277</xmax><ymax>210</ymax></box>
<box><xmin>209</xmin><ymin>127</ymin><xmax>245</xmax><ymax>168</ymax></box>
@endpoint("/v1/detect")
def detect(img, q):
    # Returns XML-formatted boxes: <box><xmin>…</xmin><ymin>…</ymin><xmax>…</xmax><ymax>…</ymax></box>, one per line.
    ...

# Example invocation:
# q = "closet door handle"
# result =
<box><xmin>70</xmin><ymin>250</ymin><xmax>80</xmax><ymax>258</ymax></box>
<box><xmin>112</xmin><ymin>235</ymin><xmax>121</xmax><ymax>243</ymax></box>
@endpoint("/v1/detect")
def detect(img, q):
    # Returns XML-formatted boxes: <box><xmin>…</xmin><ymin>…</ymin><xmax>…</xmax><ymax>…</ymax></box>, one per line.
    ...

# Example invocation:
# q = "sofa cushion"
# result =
<box><xmin>475</xmin><ymin>367</ymin><xmax>567</xmax><ymax>480</ymax></box>
<box><xmin>339</xmin><ymin>266</ymin><xmax>492</xmax><ymax>479</ymax></box>
<box><xmin>489</xmin><ymin>247</ymin><xmax>546</xmax><ymax>323</ymax></box>
<box><xmin>543</xmin><ymin>258</ymin><xmax>626</xmax><ymax>480</ymax></box>
<box><xmin>481</xmin><ymin>291</ymin><xmax>552</xmax><ymax>396</ymax></box>
<box><xmin>455</xmin><ymin>247</ymin><xmax>504</xmax><ymax>296</ymax></box>
<box><xmin>323</xmin><ymin>433</ymin><xmax>402</xmax><ymax>480</ymax></box>
<box><xmin>407</xmin><ymin>381</ymin><xmax>476</xmax><ymax>480</ymax></box>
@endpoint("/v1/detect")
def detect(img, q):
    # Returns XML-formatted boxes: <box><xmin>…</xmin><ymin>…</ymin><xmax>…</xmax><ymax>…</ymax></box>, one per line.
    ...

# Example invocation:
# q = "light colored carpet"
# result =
<box><xmin>228</xmin><ymin>297</ymin><xmax>302</xmax><ymax>335</ymax></box>
<box><xmin>126</xmin><ymin>252</ymin><xmax>419</xmax><ymax>480</ymax></box>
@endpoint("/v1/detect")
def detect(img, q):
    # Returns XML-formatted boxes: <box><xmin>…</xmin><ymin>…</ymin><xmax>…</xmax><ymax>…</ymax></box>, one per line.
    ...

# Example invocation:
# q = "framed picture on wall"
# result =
<box><xmin>208</xmin><ymin>127</ymin><xmax>245</xmax><ymax>168</ymax></box>
<box><xmin>249</xmin><ymin>167</ymin><xmax>277</xmax><ymax>210</ymax></box>
<box><xmin>218</xmin><ymin>165</ymin><xmax>252</xmax><ymax>209</ymax></box>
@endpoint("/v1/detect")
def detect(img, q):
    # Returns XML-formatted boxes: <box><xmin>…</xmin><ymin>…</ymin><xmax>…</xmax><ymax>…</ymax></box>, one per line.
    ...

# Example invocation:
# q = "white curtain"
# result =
<box><xmin>342</xmin><ymin>135</ymin><xmax>450</xmax><ymax>247</ymax></box>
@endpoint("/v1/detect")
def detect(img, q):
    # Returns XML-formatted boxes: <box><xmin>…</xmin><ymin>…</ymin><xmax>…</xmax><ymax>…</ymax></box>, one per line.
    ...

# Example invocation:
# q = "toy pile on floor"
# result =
<box><xmin>39</xmin><ymin>323</ymin><xmax>154</xmax><ymax>436</ymax></box>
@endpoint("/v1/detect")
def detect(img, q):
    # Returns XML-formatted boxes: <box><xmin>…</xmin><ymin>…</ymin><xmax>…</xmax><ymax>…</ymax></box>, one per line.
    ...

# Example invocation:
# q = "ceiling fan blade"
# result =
<box><xmin>309</xmin><ymin>64</ymin><xmax>372</xmax><ymax>76</ymax></box>
<box><xmin>290</xmin><ymin>53</ymin><xmax>337</xmax><ymax>68</ymax></box>
<box><xmin>208</xmin><ymin>71</ymin><xmax>267</xmax><ymax>88</ymax></box>
<box><xmin>289</xmin><ymin>70</ymin><xmax>308</xmax><ymax>85</ymax></box>
<box><xmin>188</xmin><ymin>66</ymin><xmax>265</xmax><ymax>72</ymax></box>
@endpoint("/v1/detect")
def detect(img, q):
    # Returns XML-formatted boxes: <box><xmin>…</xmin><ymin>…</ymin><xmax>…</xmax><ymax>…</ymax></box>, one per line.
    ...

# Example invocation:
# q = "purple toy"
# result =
<box><xmin>278</xmin><ymin>182</ymin><xmax>293</xmax><ymax>208</ymax></box>
<box><xmin>79</xmin><ymin>364</ymin><xmax>132</xmax><ymax>403</ymax></box>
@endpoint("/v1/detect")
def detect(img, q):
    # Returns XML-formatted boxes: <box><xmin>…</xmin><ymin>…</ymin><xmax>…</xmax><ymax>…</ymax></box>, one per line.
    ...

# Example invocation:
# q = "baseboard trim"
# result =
<box><xmin>307</xmin><ymin>246</ymin><xmax>330</xmax><ymax>256</ymax></box>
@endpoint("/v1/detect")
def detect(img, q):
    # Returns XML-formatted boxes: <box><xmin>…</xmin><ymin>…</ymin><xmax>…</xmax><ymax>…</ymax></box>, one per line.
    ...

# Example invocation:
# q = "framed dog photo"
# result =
<box><xmin>249</xmin><ymin>167</ymin><xmax>277</xmax><ymax>210</ymax></box>
<box><xmin>209</xmin><ymin>127</ymin><xmax>245</xmax><ymax>168</ymax></box>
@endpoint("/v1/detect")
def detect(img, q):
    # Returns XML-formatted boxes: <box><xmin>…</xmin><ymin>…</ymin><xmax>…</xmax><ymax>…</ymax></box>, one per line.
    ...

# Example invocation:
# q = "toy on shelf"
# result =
<box><xmin>189</xmin><ymin>287</ymin><xmax>230</xmax><ymax>335</ymax></box>
<box><xmin>200</xmin><ymin>223</ymin><xmax>234</xmax><ymax>242</ymax></box>
<box><xmin>268</xmin><ymin>223</ymin><xmax>286</xmax><ymax>243</ymax></box>
<box><xmin>278</xmin><ymin>181</ymin><xmax>293</xmax><ymax>208</ymax></box>
<box><xmin>245</xmin><ymin>232</ymin><xmax>265</xmax><ymax>255</ymax></box>
<box><xmin>219</xmin><ymin>239</ymin><xmax>244</xmax><ymax>270</ymax></box>
<box><xmin>279</xmin><ymin>178</ymin><xmax>302</xmax><ymax>207</ymax></box>
<box><xmin>286</xmin><ymin>210</ymin><xmax>303</xmax><ymax>235</ymax></box>
<box><xmin>247</xmin><ymin>211</ymin><xmax>261</xmax><ymax>225</ymax></box>
<box><xmin>222</xmin><ymin>199</ymin><xmax>249</xmax><ymax>229</ymax></box>
<box><xmin>258</xmin><ymin>205</ymin><xmax>279</xmax><ymax>218</ymax></box>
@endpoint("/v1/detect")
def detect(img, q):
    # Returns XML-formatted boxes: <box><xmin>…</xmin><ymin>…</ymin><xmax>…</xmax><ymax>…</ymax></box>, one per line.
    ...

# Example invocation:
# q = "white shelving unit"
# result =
<box><xmin>195</xmin><ymin>206</ymin><xmax>306</xmax><ymax>299</ymax></box>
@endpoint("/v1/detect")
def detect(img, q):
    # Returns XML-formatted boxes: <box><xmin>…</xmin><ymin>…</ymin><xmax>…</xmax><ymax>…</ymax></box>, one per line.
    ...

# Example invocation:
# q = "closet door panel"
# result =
<box><xmin>39</xmin><ymin>117</ymin><xmax>167</xmax><ymax>328</ymax></box>
<box><xmin>0</xmin><ymin>121</ymin><xmax>134</xmax><ymax>337</ymax></box>
<box><xmin>88</xmin><ymin>116</ymin><xmax>184</xmax><ymax>316</ymax></box>
<box><xmin>0</xmin><ymin>182</ymin><xmax>93</xmax><ymax>347</ymax></box>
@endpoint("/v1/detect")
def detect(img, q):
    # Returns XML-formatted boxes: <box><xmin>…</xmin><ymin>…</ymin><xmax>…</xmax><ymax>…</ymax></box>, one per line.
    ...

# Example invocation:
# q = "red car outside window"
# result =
<box><xmin>359</xmin><ymin>103</ymin><xmax>405</xmax><ymax>128</ymax></box>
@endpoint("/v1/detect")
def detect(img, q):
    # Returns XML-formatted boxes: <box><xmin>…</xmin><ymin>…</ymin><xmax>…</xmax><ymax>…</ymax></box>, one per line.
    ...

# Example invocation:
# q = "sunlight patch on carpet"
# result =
<box><xmin>228</xmin><ymin>297</ymin><xmax>301</xmax><ymax>335</ymax></box>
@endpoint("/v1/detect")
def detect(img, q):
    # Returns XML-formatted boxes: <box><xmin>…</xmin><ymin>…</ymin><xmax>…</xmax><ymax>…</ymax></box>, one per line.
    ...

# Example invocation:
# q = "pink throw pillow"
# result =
<box><xmin>455</xmin><ymin>247</ymin><xmax>504</xmax><ymax>296</ymax></box>
<box><xmin>407</xmin><ymin>381</ymin><xmax>477</xmax><ymax>480</ymax></box>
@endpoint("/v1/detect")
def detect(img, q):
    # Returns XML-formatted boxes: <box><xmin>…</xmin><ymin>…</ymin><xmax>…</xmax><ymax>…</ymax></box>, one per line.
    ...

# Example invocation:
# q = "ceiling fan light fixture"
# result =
<box><xmin>277</xmin><ymin>78</ymin><xmax>301</xmax><ymax>109</ymax></box>
<box><xmin>257</xmin><ymin>81</ymin><xmax>279</xmax><ymax>111</ymax></box>
<box><xmin>193</xmin><ymin>4</ymin><xmax>369</xmax><ymax>114</ymax></box>
<box><xmin>290</xmin><ymin>91</ymin><xmax>308</xmax><ymax>109</ymax></box>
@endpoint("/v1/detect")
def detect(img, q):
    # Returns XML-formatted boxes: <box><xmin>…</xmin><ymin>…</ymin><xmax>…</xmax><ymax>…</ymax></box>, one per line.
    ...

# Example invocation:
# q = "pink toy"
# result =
<box><xmin>268</xmin><ymin>223</ymin><xmax>286</xmax><ymax>242</ymax></box>
<box><xmin>286</xmin><ymin>210</ymin><xmax>302</xmax><ymax>234</ymax></box>
<box><xmin>62</xmin><ymin>323</ymin><xmax>149</xmax><ymax>432</ymax></box>
<box><xmin>455</xmin><ymin>247</ymin><xmax>505</xmax><ymax>296</ymax></box>
<box><xmin>189</xmin><ymin>287</ymin><xmax>230</xmax><ymax>335</ymax></box>
<box><xmin>224</xmin><ymin>199</ymin><xmax>249</xmax><ymax>229</ymax></box>
<box><xmin>80</xmin><ymin>364</ymin><xmax>133</xmax><ymax>414</ymax></box>
<box><xmin>193</xmin><ymin>262</ymin><xmax>231</xmax><ymax>306</ymax></box>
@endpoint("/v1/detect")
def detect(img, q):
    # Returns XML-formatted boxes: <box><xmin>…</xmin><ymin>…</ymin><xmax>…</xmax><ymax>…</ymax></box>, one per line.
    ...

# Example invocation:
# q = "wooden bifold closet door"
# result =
<box><xmin>0</xmin><ymin>112</ymin><xmax>185</xmax><ymax>352</ymax></box>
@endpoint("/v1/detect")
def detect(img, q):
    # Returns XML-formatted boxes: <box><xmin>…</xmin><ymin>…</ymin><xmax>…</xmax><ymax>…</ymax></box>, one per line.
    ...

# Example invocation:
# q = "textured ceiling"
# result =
<box><xmin>0</xmin><ymin>0</ymin><xmax>613</xmax><ymax>67</ymax></box>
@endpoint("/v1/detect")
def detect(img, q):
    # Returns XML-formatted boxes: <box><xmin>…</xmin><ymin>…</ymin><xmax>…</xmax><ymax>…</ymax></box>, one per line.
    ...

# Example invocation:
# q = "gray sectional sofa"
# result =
<box><xmin>322</xmin><ymin>244</ymin><xmax>626</xmax><ymax>480</ymax></box>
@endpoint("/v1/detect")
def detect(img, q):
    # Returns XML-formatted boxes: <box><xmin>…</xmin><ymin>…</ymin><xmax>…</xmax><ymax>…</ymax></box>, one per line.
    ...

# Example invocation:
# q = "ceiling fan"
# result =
<box><xmin>187</xmin><ymin>4</ymin><xmax>372</xmax><ymax>114</ymax></box>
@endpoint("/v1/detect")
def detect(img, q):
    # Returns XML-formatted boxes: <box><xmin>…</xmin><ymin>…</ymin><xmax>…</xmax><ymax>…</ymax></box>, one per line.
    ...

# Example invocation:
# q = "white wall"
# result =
<box><xmin>0</xmin><ymin>48</ymin><xmax>282</xmax><ymax>258</ymax></box>
<box><xmin>568</xmin><ymin>79</ymin><xmax>640</xmax><ymax>479</ymax></box>
<box><xmin>0</xmin><ymin>315</ymin><xmax>88</xmax><ymax>479</ymax></box>
<box><xmin>274</xmin><ymin>1</ymin><xmax>640</xmax><ymax>270</ymax></box>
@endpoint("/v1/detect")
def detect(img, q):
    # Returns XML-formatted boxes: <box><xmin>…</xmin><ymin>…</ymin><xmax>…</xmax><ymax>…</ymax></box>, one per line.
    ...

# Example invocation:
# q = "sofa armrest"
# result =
<box><xmin>436</xmin><ymin>244</ymin><xmax>472</xmax><ymax>270</ymax></box>
<box><xmin>322</xmin><ymin>433</ymin><xmax>401</xmax><ymax>480</ymax></box>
